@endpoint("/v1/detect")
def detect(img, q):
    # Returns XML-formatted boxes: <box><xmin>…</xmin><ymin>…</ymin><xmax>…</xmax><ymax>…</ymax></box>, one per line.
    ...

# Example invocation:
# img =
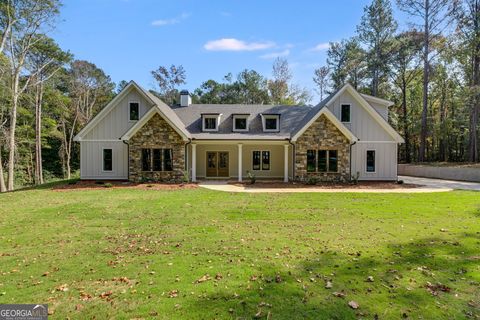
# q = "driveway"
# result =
<box><xmin>399</xmin><ymin>175</ymin><xmax>480</xmax><ymax>191</ymax></box>
<box><xmin>198</xmin><ymin>176</ymin><xmax>480</xmax><ymax>193</ymax></box>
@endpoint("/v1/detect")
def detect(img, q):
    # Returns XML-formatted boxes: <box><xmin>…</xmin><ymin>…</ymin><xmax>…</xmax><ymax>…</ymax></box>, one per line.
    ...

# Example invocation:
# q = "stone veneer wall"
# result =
<box><xmin>129</xmin><ymin>113</ymin><xmax>185</xmax><ymax>182</ymax></box>
<box><xmin>295</xmin><ymin>114</ymin><xmax>350</xmax><ymax>182</ymax></box>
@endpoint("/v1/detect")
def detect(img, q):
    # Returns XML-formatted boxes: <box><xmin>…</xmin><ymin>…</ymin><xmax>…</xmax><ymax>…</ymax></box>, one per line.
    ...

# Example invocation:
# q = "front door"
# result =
<box><xmin>206</xmin><ymin>152</ymin><xmax>229</xmax><ymax>177</ymax></box>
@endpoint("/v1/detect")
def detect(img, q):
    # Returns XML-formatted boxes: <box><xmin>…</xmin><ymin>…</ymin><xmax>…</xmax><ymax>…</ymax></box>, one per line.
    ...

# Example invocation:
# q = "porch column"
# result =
<box><xmin>238</xmin><ymin>143</ymin><xmax>243</xmax><ymax>182</ymax></box>
<box><xmin>191</xmin><ymin>143</ymin><xmax>197</xmax><ymax>182</ymax></box>
<box><xmin>284</xmin><ymin>144</ymin><xmax>289</xmax><ymax>183</ymax></box>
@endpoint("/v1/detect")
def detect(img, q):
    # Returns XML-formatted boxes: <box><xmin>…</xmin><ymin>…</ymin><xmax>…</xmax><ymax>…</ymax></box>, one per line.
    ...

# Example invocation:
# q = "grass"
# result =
<box><xmin>0</xmin><ymin>185</ymin><xmax>479</xmax><ymax>319</ymax></box>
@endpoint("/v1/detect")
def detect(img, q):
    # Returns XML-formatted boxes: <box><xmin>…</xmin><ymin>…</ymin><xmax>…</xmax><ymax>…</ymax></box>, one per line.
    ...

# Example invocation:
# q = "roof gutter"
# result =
<box><xmin>288</xmin><ymin>138</ymin><xmax>295</xmax><ymax>181</ymax></box>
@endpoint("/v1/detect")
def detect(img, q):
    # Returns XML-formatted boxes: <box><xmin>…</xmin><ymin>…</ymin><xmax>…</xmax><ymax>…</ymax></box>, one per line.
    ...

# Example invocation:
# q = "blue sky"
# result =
<box><xmin>53</xmin><ymin>0</ymin><xmax>409</xmax><ymax>101</ymax></box>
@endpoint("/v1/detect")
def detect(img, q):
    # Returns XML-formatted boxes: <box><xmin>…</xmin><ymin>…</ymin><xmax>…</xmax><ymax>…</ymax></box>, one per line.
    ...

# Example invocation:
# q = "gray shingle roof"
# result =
<box><xmin>170</xmin><ymin>88</ymin><xmax>341</xmax><ymax>140</ymax></box>
<box><xmin>172</xmin><ymin>104</ymin><xmax>317</xmax><ymax>140</ymax></box>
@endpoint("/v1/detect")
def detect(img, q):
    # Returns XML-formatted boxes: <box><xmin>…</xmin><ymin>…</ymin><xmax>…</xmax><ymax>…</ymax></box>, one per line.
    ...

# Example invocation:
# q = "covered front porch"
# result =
<box><xmin>187</xmin><ymin>141</ymin><xmax>293</xmax><ymax>183</ymax></box>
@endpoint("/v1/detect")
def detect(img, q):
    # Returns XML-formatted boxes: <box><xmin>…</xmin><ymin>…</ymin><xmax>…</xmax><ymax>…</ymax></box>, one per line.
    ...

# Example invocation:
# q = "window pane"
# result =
<box><xmin>318</xmin><ymin>150</ymin><xmax>327</xmax><ymax>172</ymax></box>
<box><xmin>252</xmin><ymin>151</ymin><xmax>261</xmax><ymax>170</ymax></box>
<box><xmin>103</xmin><ymin>149</ymin><xmax>112</xmax><ymax>171</ymax></box>
<box><xmin>307</xmin><ymin>150</ymin><xmax>316</xmax><ymax>172</ymax></box>
<box><xmin>164</xmin><ymin>149</ymin><xmax>173</xmax><ymax>171</ymax></box>
<box><xmin>130</xmin><ymin>103</ymin><xmax>139</xmax><ymax>121</ymax></box>
<box><xmin>328</xmin><ymin>150</ymin><xmax>338</xmax><ymax>172</ymax></box>
<box><xmin>262</xmin><ymin>151</ymin><xmax>270</xmax><ymax>170</ymax></box>
<box><xmin>152</xmin><ymin>149</ymin><xmax>162</xmax><ymax>171</ymax></box>
<box><xmin>366</xmin><ymin>150</ymin><xmax>375</xmax><ymax>172</ymax></box>
<box><xmin>265</xmin><ymin>118</ymin><xmax>277</xmax><ymax>130</ymax></box>
<box><xmin>142</xmin><ymin>149</ymin><xmax>151</xmax><ymax>171</ymax></box>
<box><xmin>341</xmin><ymin>104</ymin><xmax>350</xmax><ymax>122</ymax></box>
<box><xmin>204</xmin><ymin>117</ymin><xmax>216</xmax><ymax>130</ymax></box>
<box><xmin>235</xmin><ymin>117</ymin><xmax>247</xmax><ymax>130</ymax></box>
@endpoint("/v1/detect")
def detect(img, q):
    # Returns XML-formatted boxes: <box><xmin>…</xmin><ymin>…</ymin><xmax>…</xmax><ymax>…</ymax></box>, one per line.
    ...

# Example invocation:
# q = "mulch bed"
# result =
<box><xmin>53</xmin><ymin>180</ymin><xmax>198</xmax><ymax>192</ymax></box>
<box><xmin>229</xmin><ymin>181</ymin><xmax>421</xmax><ymax>189</ymax></box>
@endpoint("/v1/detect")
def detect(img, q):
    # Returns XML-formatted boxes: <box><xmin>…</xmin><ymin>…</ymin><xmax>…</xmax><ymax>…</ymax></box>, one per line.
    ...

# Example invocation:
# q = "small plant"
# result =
<box><xmin>247</xmin><ymin>171</ymin><xmax>256</xmax><ymax>185</ymax></box>
<box><xmin>351</xmin><ymin>171</ymin><xmax>360</xmax><ymax>185</ymax></box>
<box><xmin>183</xmin><ymin>170</ymin><xmax>190</xmax><ymax>183</ymax></box>
<box><xmin>103</xmin><ymin>183</ymin><xmax>113</xmax><ymax>188</ymax></box>
<box><xmin>306</xmin><ymin>176</ymin><xmax>318</xmax><ymax>185</ymax></box>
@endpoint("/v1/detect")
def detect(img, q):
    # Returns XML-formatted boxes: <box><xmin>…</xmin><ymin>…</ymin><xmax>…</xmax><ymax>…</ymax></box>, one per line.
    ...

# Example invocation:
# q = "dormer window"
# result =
<box><xmin>261</xmin><ymin>114</ymin><xmax>280</xmax><ymax>132</ymax></box>
<box><xmin>202</xmin><ymin>114</ymin><xmax>221</xmax><ymax>132</ymax></box>
<box><xmin>233</xmin><ymin>114</ymin><xmax>249</xmax><ymax>132</ymax></box>
<box><xmin>129</xmin><ymin>102</ymin><xmax>139</xmax><ymax>121</ymax></box>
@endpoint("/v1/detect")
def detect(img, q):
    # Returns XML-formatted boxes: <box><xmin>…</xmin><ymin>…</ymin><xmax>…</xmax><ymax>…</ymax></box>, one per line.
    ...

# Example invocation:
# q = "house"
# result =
<box><xmin>73</xmin><ymin>81</ymin><xmax>404</xmax><ymax>183</ymax></box>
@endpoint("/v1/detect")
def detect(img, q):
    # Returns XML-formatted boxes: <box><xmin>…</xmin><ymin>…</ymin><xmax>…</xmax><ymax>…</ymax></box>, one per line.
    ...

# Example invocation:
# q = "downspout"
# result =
<box><xmin>184</xmin><ymin>139</ymin><xmax>192</xmax><ymax>180</ymax></box>
<box><xmin>288</xmin><ymin>139</ymin><xmax>295</xmax><ymax>181</ymax></box>
<box><xmin>349</xmin><ymin>140</ymin><xmax>357</xmax><ymax>181</ymax></box>
<box><xmin>122</xmin><ymin>139</ymin><xmax>130</xmax><ymax>181</ymax></box>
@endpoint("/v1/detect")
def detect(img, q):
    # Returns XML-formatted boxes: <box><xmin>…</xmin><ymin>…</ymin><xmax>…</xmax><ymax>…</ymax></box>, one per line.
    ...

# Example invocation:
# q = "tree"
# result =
<box><xmin>455</xmin><ymin>0</ymin><xmax>480</xmax><ymax>162</ymax></box>
<box><xmin>116</xmin><ymin>80</ymin><xmax>129</xmax><ymax>93</ymax></box>
<box><xmin>397</xmin><ymin>0</ymin><xmax>457</xmax><ymax>161</ymax></box>
<box><xmin>4</xmin><ymin>0</ymin><xmax>62</xmax><ymax>190</ymax></box>
<box><xmin>313</xmin><ymin>66</ymin><xmax>330</xmax><ymax>100</ymax></box>
<box><xmin>391</xmin><ymin>31</ymin><xmax>423</xmax><ymax>162</ymax></box>
<box><xmin>151</xmin><ymin>64</ymin><xmax>186</xmax><ymax>105</ymax></box>
<box><xmin>235</xmin><ymin>69</ymin><xmax>270</xmax><ymax>104</ymax></box>
<box><xmin>357</xmin><ymin>0</ymin><xmax>397</xmax><ymax>96</ymax></box>
<box><xmin>26</xmin><ymin>35</ymin><xmax>71</xmax><ymax>184</ymax></box>
<box><xmin>327</xmin><ymin>39</ymin><xmax>367</xmax><ymax>90</ymax></box>
<box><xmin>268</xmin><ymin>58</ymin><xmax>291</xmax><ymax>104</ymax></box>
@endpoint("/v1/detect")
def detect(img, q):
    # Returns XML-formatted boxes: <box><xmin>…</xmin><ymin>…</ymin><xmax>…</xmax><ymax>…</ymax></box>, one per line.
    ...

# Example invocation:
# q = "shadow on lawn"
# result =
<box><xmin>187</xmin><ymin>233</ymin><xmax>480</xmax><ymax>319</ymax></box>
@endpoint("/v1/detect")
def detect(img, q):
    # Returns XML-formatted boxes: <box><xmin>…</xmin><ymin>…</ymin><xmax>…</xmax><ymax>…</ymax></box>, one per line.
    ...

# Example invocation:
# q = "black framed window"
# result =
<box><xmin>164</xmin><ymin>149</ymin><xmax>173</xmax><ymax>171</ymax></box>
<box><xmin>204</xmin><ymin>117</ymin><xmax>217</xmax><ymax>130</ymax></box>
<box><xmin>103</xmin><ymin>149</ymin><xmax>113</xmax><ymax>171</ymax></box>
<box><xmin>142</xmin><ymin>148</ymin><xmax>173</xmax><ymax>172</ymax></box>
<box><xmin>341</xmin><ymin>104</ymin><xmax>351</xmax><ymax>122</ymax></box>
<box><xmin>129</xmin><ymin>102</ymin><xmax>139</xmax><ymax>121</ymax></box>
<box><xmin>307</xmin><ymin>150</ymin><xmax>316</xmax><ymax>172</ymax></box>
<box><xmin>265</xmin><ymin>118</ymin><xmax>278</xmax><ymax>130</ymax></box>
<box><xmin>366</xmin><ymin>150</ymin><xmax>375</xmax><ymax>172</ymax></box>
<box><xmin>306</xmin><ymin>149</ymin><xmax>338</xmax><ymax>173</ymax></box>
<box><xmin>262</xmin><ymin>151</ymin><xmax>270</xmax><ymax>170</ymax></box>
<box><xmin>328</xmin><ymin>150</ymin><xmax>338</xmax><ymax>172</ymax></box>
<box><xmin>252</xmin><ymin>151</ymin><xmax>261</xmax><ymax>170</ymax></box>
<box><xmin>318</xmin><ymin>150</ymin><xmax>327</xmax><ymax>172</ymax></box>
<box><xmin>234</xmin><ymin>117</ymin><xmax>247</xmax><ymax>130</ymax></box>
<box><xmin>142</xmin><ymin>149</ymin><xmax>151</xmax><ymax>171</ymax></box>
<box><xmin>152</xmin><ymin>149</ymin><xmax>162</xmax><ymax>171</ymax></box>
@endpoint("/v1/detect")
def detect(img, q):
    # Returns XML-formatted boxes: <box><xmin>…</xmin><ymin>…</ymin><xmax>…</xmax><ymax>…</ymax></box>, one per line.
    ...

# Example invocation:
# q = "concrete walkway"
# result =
<box><xmin>399</xmin><ymin>175</ymin><xmax>480</xmax><ymax>191</ymax></box>
<box><xmin>198</xmin><ymin>176</ymin><xmax>477</xmax><ymax>193</ymax></box>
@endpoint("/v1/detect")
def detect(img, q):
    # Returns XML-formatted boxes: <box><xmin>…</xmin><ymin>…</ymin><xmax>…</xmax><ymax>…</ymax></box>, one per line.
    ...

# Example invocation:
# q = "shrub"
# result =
<box><xmin>103</xmin><ymin>183</ymin><xmax>113</xmax><ymax>188</ymax></box>
<box><xmin>247</xmin><ymin>171</ymin><xmax>256</xmax><ymax>185</ymax></box>
<box><xmin>306</xmin><ymin>176</ymin><xmax>318</xmax><ymax>185</ymax></box>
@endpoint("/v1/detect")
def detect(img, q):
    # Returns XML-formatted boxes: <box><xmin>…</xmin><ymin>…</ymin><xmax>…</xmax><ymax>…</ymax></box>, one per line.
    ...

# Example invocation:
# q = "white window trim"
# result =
<box><xmin>102</xmin><ymin>148</ymin><xmax>113</xmax><ymax>172</ymax></box>
<box><xmin>252</xmin><ymin>150</ymin><xmax>271</xmax><ymax>171</ymax></box>
<box><xmin>128</xmin><ymin>101</ymin><xmax>140</xmax><ymax>122</ymax></box>
<box><xmin>340</xmin><ymin>103</ymin><xmax>351</xmax><ymax>123</ymax></box>
<box><xmin>261</xmin><ymin>114</ymin><xmax>280</xmax><ymax>132</ymax></box>
<box><xmin>202</xmin><ymin>114</ymin><xmax>222</xmax><ymax>132</ymax></box>
<box><xmin>365</xmin><ymin>149</ymin><xmax>376</xmax><ymax>174</ymax></box>
<box><xmin>233</xmin><ymin>115</ymin><xmax>249</xmax><ymax>132</ymax></box>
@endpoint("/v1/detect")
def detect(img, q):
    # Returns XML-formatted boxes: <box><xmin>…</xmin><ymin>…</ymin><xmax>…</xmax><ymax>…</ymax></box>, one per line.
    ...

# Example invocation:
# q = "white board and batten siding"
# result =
<box><xmin>79</xmin><ymin>88</ymin><xmax>153</xmax><ymax>180</ymax></box>
<box><xmin>327</xmin><ymin>90</ymin><xmax>399</xmax><ymax>181</ymax></box>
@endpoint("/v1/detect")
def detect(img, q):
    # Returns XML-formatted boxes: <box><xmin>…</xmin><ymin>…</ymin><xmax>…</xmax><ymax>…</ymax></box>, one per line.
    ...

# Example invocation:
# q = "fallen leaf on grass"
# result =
<box><xmin>425</xmin><ymin>282</ymin><xmax>451</xmax><ymax>296</ymax></box>
<box><xmin>168</xmin><ymin>290</ymin><xmax>179</xmax><ymax>298</ymax></box>
<box><xmin>79</xmin><ymin>291</ymin><xmax>92</xmax><ymax>301</ymax></box>
<box><xmin>56</xmin><ymin>284</ymin><xmax>68</xmax><ymax>292</ymax></box>
<box><xmin>75</xmin><ymin>304</ymin><xmax>83</xmax><ymax>311</ymax></box>
<box><xmin>325</xmin><ymin>281</ymin><xmax>333</xmax><ymax>289</ymax></box>
<box><xmin>348</xmin><ymin>301</ymin><xmax>359</xmax><ymax>309</ymax></box>
<box><xmin>332</xmin><ymin>291</ymin><xmax>345</xmax><ymax>298</ymax></box>
<box><xmin>195</xmin><ymin>275</ymin><xmax>211</xmax><ymax>284</ymax></box>
<box><xmin>99</xmin><ymin>291</ymin><xmax>113</xmax><ymax>299</ymax></box>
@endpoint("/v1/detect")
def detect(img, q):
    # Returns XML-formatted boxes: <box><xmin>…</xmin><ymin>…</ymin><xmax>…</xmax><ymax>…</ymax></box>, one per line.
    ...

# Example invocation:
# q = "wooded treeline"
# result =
<box><xmin>0</xmin><ymin>0</ymin><xmax>479</xmax><ymax>191</ymax></box>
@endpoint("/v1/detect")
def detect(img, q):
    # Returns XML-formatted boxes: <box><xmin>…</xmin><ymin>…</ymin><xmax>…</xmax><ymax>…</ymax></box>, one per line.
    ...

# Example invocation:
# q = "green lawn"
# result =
<box><xmin>0</xmin><ymin>185</ymin><xmax>479</xmax><ymax>319</ymax></box>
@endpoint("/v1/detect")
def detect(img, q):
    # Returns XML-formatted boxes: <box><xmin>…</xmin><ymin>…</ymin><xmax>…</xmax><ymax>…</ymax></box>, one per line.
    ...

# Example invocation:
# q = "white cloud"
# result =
<box><xmin>152</xmin><ymin>12</ymin><xmax>190</xmax><ymax>26</ymax></box>
<box><xmin>204</xmin><ymin>38</ymin><xmax>275</xmax><ymax>51</ymax></box>
<box><xmin>260</xmin><ymin>49</ymin><xmax>290</xmax><ymax>59</ymax></box>
<box><xmin>310</xmin><ymin>42</ymin><xmax>330</xmax><ymax>52</ymax></box>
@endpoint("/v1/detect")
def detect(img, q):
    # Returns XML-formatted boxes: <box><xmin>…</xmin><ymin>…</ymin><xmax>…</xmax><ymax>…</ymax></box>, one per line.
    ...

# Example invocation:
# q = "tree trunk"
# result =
<box><xmin>0</xmin><ymin>148</ymin><xmax>6</xmax><ymax>192</ymax></box>
<box><xmin>401</xmin><ymin>77</ymin><xmax>411</xmax><ymax>163</ymax></box>
<box><xmin>34</xmin><ymin>82</ymin><xmax>44</xmax><ymax>184</ymax></box>
<box><xmin>7</xmin><ymin>74</ymin><xmax>20</xmax><ymax>191</ymax></box>
<box><xmin>419</xmin><ymin>0</ymin><xmax>430</xmax><ymax>162</ymax></box>
<box><xmin>469</xmin><ymin>1</ymin><xmax>480</xmax><ymax>162</ymax></box>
